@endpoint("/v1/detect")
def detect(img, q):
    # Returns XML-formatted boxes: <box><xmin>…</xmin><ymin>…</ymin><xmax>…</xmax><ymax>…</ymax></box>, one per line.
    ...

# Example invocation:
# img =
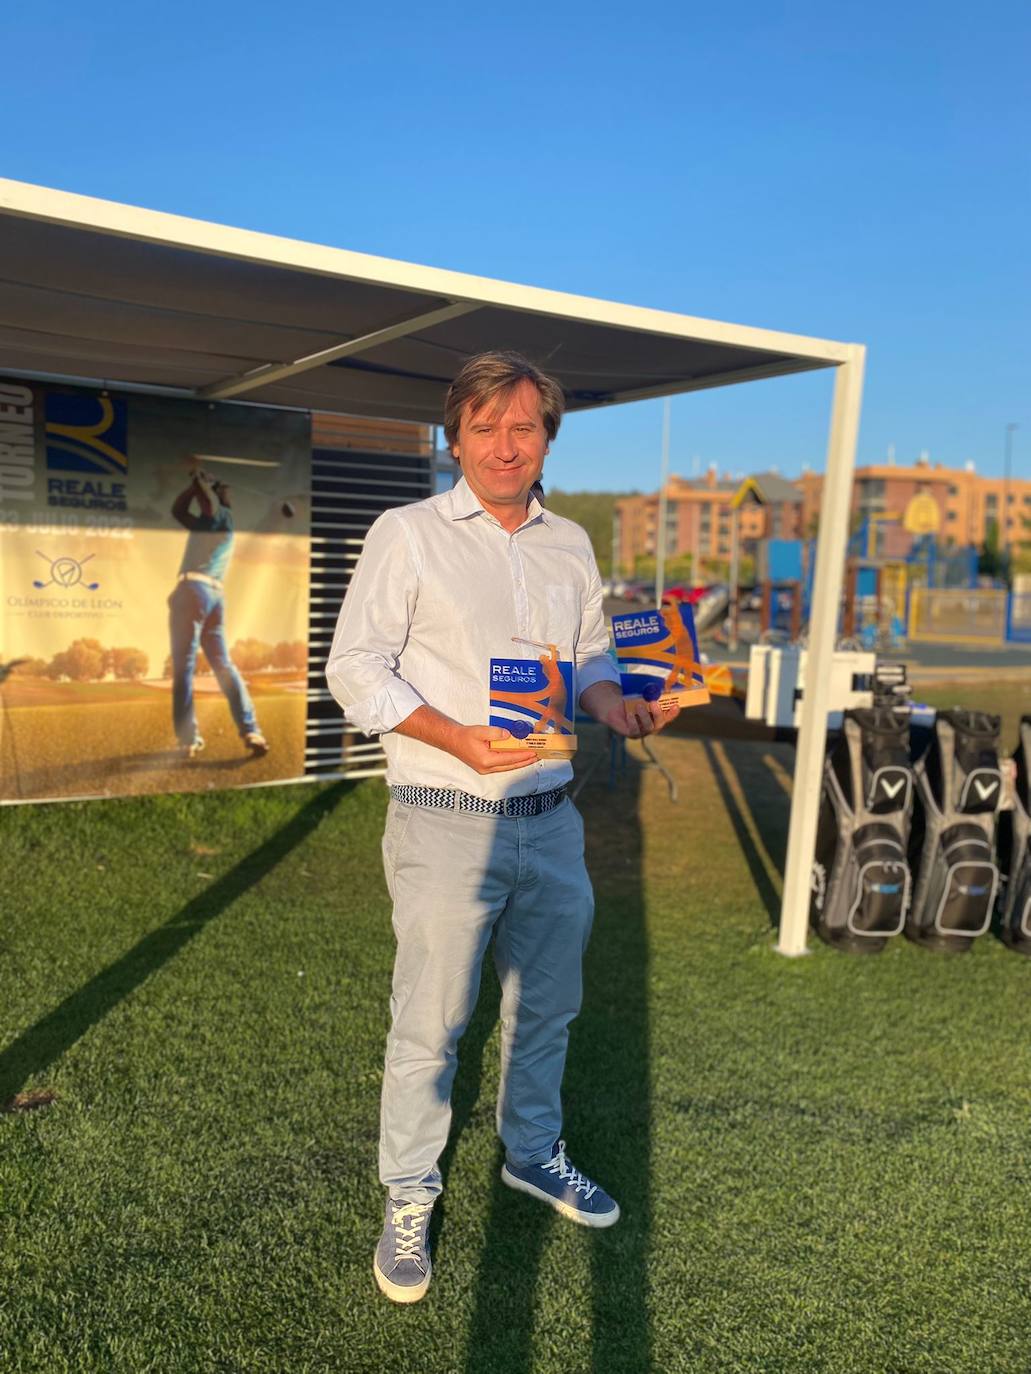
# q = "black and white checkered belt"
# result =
<box><xmin>389</xmin><ymin>784</ymin><xmax>566</xmax><ymax>818</ymax></box>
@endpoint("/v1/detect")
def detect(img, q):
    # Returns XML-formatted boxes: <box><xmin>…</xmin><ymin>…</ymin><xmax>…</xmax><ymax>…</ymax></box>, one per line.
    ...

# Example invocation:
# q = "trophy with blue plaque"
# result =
<box><xmin>488</xmin><ymin>637</ymin><xmax>577</xmax><ymax>758</ymax></box>
<box><xmin>611</xmin><ymin>601</ymin><xmax>710</xmax><ymax>712</ymax></box>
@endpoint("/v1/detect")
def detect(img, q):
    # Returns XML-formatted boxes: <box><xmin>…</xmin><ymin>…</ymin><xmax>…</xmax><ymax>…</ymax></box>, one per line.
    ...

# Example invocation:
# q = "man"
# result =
<box><xmin>326</xmin><ymin>352</ymin><xmax>678</xmax><ymax>1304</ymax></box>
<box><xmin>169</xmin><ymin>468</ymin><xmax>268</xmax><ymax>761</ymax></box>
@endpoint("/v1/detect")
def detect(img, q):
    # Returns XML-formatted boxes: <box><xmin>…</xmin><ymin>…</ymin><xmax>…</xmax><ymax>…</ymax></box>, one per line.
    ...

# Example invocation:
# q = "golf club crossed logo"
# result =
<box><xmin>34</xmin><ymin>550</ymin><xmax>100</xmax><ymax>591</ymax></box>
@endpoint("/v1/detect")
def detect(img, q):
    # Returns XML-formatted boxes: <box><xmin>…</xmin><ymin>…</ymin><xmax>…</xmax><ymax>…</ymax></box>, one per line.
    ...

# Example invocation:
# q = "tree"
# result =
<box><xmin>544</xmin><ymin>489</ymin><xmax>636</xmax><ymax>577</ymax></box>
<box><xmin>665</xmin><ymin>553</ymin><xmax>695</xmax><ymax>585</ymax></box>
<box><xmin>107</xmin><ymin>647</ymin><xmax>149</xmax><ymax>680</ymax></box>
<box><xmin>978</xmin><ymin>518</ymin><xmax>1006</xmax><ymax>581</ymax></box>
<box><xmin>272</xmin><ymin>640</ymin><xmax>307</xmax><ymax>671</ymax></box>
<box><xmin>230</xmin><ymin>638</ymin><xmax>275</xmax><ymax>673</ymax></box>
<box><xmin>47</xmin><ymin>638</ymin><xmax>105</xmax><ymax>681</ymax></box>
<box><xmin>1013</xmin><ymin>511</ymin><xmax>1031</xmax><ymax>575</ymax></box>
<box><xmin>11</xmin><ymin>657</ymin><xmax>48</xmax><ymax>677</ymax></box>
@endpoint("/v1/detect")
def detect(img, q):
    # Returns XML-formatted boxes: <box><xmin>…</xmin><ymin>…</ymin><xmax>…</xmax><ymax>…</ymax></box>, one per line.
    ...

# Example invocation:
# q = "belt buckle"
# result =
<box><xmin>501</xmin><ymin>795</ymin><xmax>519</xmax><ymax>818</ymax></box>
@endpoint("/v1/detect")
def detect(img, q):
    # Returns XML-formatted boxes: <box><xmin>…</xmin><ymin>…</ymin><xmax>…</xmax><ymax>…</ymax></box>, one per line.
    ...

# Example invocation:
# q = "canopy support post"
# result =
<box><xmin>776</xmin><ymin>346</ymin><xmax>866</xmax><ymax>956</ymax></box>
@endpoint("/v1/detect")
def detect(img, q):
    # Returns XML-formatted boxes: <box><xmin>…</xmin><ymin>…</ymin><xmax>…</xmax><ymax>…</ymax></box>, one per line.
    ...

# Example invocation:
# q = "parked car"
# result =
<box><xmin>665</xmin><ymin>584</ymin><xmax>715</xmax><ymax>605</ymax></box>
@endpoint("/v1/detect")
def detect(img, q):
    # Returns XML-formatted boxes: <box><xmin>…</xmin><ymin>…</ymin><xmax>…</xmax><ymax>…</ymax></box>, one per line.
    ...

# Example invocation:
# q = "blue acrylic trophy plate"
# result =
<box><xmin>488</xmin><ymin>655</ymin><xmax>577</xmax><ymax>754</ymax></box>
<box><xmin>611</xmin><ymin>602</ymin><xmax>710</xmax><ymax>709</ymax></box>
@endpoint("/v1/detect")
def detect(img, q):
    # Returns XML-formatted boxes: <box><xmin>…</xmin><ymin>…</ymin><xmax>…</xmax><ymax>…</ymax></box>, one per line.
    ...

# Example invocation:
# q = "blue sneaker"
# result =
<box><xmin>373</xmin><ymin>1197</ymin><xmax>433</xmax><ymax>1303</ymax></box>
<box><xmin>501</xmin><ymin>1140</ymin><xmax>620</xmax><ymax>1228</ymax></box>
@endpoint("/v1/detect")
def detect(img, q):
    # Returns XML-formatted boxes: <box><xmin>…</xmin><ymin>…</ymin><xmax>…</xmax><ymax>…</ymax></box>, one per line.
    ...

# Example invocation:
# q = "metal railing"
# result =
<box><xmin>908</xmin><ymin>587</ymin><xmax>1007</xmax><ymax>645</ymax></box>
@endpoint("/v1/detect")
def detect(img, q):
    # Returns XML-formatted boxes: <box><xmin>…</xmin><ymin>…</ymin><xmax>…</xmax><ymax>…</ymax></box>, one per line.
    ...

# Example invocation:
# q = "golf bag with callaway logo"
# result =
<box><xmin>999</xmin><ymin>715</ymin><xmax>1031</xmax><ymax>955</ymax></box>
<box><xmin>905</xmin><ymin>709</ymin><xmax>1002</xmax><ymax>952</ymax></box>
<box><xmin>810</xmin><ymin>707</ymin><xmax>914</xmax><ymax>953</ymax></box>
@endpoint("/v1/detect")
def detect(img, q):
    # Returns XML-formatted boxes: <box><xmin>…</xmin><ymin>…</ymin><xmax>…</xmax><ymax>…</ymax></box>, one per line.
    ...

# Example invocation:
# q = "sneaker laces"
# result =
<box><xmin>391</xmin><ymin>1202</ymin><xmax>431</xmax><ymax>1266</ymax></box>
<box><xmin>541</xmin><ymin>1140</ymin><xmax>597</xmax><ymax>1200</ymax></box>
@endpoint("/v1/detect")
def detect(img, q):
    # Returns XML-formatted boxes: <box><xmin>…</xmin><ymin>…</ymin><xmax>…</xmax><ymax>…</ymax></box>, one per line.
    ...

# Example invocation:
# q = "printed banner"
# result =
<box><xmin>0</xmin><ymin>380</ymin><xmax>311</xmax><ymax>801</ymax></box>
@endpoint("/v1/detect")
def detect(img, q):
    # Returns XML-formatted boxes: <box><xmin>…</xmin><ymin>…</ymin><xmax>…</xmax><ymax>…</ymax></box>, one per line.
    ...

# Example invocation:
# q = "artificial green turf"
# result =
<box><xmin>2</xmin><ymin>728</ymin><xmax>1031</xmax><ymax>1373</ymax></box>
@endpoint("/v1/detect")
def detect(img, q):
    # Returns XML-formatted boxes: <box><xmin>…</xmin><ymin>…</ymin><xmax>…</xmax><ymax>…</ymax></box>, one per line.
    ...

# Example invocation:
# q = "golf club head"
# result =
<box><xmin>85</xmin><ymin>582</ymin><xmax>100</xmax><ymax>590</ymax></box>
<box><xmin>32</xmin><ymin>580</ymin><xmax>46</xmax><ymax>589</ymax></box>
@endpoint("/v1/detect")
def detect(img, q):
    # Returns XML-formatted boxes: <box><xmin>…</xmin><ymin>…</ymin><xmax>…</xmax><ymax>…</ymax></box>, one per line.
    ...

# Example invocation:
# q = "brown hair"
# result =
<box><xmin>443</xmin><ymin>350</ymin><xmax>565</xmax><ymax>449</ymax></box>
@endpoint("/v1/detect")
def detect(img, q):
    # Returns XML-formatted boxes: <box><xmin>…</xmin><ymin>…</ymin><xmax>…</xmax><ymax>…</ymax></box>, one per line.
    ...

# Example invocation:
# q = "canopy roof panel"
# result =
<box><xmin>0</xmin><ymin>179</ymin><xmax>852</xmax><ymax>421</ymax></box>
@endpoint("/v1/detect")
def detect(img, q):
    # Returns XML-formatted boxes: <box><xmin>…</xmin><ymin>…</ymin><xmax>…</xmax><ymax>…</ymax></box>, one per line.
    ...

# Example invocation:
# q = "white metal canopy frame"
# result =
<box><xmin>0</xmin><ymin>177</ymin><xmax>865</xmax><ymax>956</ymax></box>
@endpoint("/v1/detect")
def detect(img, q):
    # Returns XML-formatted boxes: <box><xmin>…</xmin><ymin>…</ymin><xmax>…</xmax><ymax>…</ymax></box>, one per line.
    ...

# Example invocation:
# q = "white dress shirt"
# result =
<box><xmin>325</xmin><ymin>477</ymin><xmax>619</xmax><ymax>799</ymax></box>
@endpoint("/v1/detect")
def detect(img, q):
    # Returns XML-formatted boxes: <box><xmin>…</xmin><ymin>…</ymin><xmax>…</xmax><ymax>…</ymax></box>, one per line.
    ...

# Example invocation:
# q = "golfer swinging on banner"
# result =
<box><xmin>326</xmin><ymin>351</ymin><xmax>679</xmax><ymax>1304</ymax></box>
<box><xmin>169</xmin><ymin>468</ymin><xmax>269</xmax><ymax>761</ymax></box>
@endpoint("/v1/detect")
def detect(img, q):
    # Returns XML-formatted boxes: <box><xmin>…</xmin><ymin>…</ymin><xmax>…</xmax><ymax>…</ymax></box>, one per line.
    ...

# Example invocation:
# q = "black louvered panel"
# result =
<box><xmin>305</xmin><ymin>438</ymin><xmax>433</xmax><ymax>779</ymax></box>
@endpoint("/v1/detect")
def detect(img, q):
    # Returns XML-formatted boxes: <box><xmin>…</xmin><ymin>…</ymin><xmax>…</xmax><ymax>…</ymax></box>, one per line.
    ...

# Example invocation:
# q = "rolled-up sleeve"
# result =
<box><xmin>575</xmin><ymin>544</ymin><xmax>620</xmax><ymax>701</ymax></box>
<box><xmin>325</xmin><ymin>512</ymin><xmax>426</xmax><ymax>736</ymax></box>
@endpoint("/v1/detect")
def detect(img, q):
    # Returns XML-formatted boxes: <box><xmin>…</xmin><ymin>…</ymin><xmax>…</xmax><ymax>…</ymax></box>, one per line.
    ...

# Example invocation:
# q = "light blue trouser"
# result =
<box><xmin>379</xmin><ymin>796</ymin><xmax>594</xmax><ymax>1204</ymax></box>
<box><xmin>168</xmin><ymin>579</ymin><xmax>258</xmax><ymax>746</ymax></box>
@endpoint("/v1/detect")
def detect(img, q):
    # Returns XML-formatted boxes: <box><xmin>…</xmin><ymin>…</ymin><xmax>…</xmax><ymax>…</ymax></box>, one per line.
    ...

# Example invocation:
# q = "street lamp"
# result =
<box><xmin>655</xmin><ymin>397</ymin><xmax>671</xmax><ymax>604</ymax></box>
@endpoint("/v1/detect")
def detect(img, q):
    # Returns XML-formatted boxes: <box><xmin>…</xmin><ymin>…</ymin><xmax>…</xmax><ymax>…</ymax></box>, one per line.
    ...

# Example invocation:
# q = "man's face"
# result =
<box><xmin>451</xmin><ymin>379</ymin><xmax>549</xmax><ymax>513</ymax></box>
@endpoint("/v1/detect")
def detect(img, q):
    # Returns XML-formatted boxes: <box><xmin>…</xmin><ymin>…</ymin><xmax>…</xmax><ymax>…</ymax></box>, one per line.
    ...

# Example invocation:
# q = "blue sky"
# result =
<box><xmin>3</xmin><ymin>1</ymin><xmax>1028</xmax><ymax>491</ymax></box>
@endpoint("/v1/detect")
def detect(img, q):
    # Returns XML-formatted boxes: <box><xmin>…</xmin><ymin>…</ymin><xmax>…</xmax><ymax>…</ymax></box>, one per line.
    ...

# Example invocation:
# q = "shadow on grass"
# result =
<box><xmin>452</xmin><ymin>728</ymin><xmax>652</xmax><ymax>1374</ymax></box>
<box><xmin>702</xmin><ymin>738</ymin><xmax>790</xmax><ymax>930</ymax></box>
<box><xmin>0</xmin><ymin>780</ymin><xmax>354</xmax><ymax>1107</ymax></box>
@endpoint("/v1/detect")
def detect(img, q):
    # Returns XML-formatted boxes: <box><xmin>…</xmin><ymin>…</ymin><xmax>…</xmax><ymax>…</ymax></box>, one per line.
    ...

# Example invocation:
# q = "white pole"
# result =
<box><xmin>728</xmin><ymin>508</ymin><xmax>741</xmax><ymax>651</ymax></box>
<box><xmin>656</xmin><ymin>397</ymin><xmax>671</xmax><ymax>604</ymax></box>
<box><xmin>777</xmin><ymin>348</ymin><xmax>866</xmax><ymax>956</ymax></box>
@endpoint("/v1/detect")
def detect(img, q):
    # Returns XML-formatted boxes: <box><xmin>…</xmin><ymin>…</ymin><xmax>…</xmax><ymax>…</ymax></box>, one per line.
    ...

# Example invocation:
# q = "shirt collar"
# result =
<box><xmin>447</xmin><ymin>475</ymin><xmax>549</xmax><ymax>526</ymax></box>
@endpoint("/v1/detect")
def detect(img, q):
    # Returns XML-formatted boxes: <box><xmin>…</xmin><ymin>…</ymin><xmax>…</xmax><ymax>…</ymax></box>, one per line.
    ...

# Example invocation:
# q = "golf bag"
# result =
<box><xmin>811</xmin><ymin>707</ymin><xmax>914</xmax><ymax>953</ymax></box>
<box><xmin>999</xmin><ymin>715</ymin><xmax>1031</xmax><ymax>954</ymax></box>
<box><xmin>905</xmin><ymin>710</ymin><xmax>1002</xmax><ymax>952</ymax></box>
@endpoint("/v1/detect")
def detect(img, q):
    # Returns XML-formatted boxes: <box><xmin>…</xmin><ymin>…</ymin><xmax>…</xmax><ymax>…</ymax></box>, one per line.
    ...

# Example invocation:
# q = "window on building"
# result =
<box><xmin>664</xmin><ymin>506</ymin><xmax>678</xmax><ymax>553</ymax></box>
<box><xmin>948</xmin><ymin>485</ymin><xmax>958</xmax><ymax>496</ymax></box>
<box><xmin>947</xmin><ymin>510</ymin><xmax>957</xmax><ymax>521</ymax></box>
<box><xmin>857</xmin><ymin>478</ymin><xmax>886</xmax><ymax>507</ymax></box>
<box><xmin>986</xmin><ymin>492</ymin><xmax>997</xmax><ymax>507</ymax></box>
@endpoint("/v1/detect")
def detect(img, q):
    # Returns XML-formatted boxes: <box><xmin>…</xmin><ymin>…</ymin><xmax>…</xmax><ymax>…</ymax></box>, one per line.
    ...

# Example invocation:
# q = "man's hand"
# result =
<box><xmin>579</xmin><ymin>681</ymin><xmax>680</xmax><ymax>740</ymax></box>
<box><xmin>393</xmin><ymin>707</ymin><xmax>537</xmax><ymax>774</ymax></box>
<box><xmin>449</xmin><ymin>724</ymin><xmax>538</xmax><ymax>774</ymax></box>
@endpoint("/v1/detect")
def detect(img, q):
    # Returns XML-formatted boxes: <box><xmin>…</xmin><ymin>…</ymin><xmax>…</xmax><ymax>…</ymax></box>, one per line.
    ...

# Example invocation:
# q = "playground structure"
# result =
<box><xmin>713</xmin><ymin>509</ymin><xmax>1027</xmax><ymax>652</ymax></box>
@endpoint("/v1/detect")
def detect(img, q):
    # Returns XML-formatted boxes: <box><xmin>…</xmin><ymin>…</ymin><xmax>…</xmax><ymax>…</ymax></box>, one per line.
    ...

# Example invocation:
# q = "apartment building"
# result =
<box><xmin>614</xmin><ymin>467</ymin><xmax>802</xmax><ymax>573</ymax></box>
<box><xmin>800</xmin><ymin>458</ymin><xmax>1031</xmax><ymax>552</ymax></box>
